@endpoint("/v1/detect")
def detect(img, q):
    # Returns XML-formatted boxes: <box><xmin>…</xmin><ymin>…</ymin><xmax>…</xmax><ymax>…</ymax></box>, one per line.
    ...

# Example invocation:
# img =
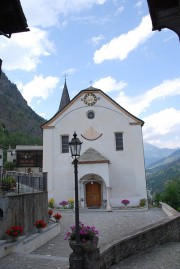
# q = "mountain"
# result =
<box><xmin>143</xmin><ymin>142</ymin><xmax>176</xmax><ymax>167</ymax></box>
<box><xmin>0</xmin><ymin>72</ymin><xmax>45</xmax><ymax>140</ymax></box>
<box><xmin>146</xmin><ymin>150</ymin><xmax>180</xmax><ymax>195</ymax></box>
<box><xmin>147</xmin><ymin>149</ymin><xmax>180</xmax><ymax>170</ymax></box>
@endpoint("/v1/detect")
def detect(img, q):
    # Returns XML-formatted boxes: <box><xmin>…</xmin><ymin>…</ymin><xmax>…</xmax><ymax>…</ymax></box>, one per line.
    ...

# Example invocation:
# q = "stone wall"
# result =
<box><xmin>0</xmin><ymin>192</ymin><xmax>48</xmax><ymax>239</ymax></box>
<box><xmin>95</xmin><ymin>214</ymin><xmax>180</xmax><ymax>269</ymax></box>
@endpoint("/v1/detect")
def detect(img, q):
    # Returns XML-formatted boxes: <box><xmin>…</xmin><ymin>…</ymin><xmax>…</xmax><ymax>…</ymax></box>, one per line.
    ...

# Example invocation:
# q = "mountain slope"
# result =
<box><xmin>144</xmin><ymin>142</ymin><xmax>176</xmax><ymax>167</ymax></box>
<box><xmin>147</xmin><ymin>149</ymin><xmax>180</xmax><ymax>169</ymax></box>
<box><xmin>146</xmin><ymin>156</ymin><xmax>180</xmax><ymax>195</ymax></box>
<box><xmin>0</xmin><ymin>72</ymin><xmax>45</xmax><ymax>138</ymax></box>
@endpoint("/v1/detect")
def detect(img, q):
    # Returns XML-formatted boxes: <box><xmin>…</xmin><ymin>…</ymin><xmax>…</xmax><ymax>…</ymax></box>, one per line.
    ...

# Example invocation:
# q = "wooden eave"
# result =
<box><xmin>147</xmin><ymin>0</ymin><xmax>180</xmax><ymax>39</ymax></box>
<box><xmin>0</xmin><ymin>0</ymin><xmax>29</xmax><ymax>37</ymax></box>
<box><xmin>41</xmin><ymin>86</ymin><xmax>144</xmax><ymax>129</ymax></box>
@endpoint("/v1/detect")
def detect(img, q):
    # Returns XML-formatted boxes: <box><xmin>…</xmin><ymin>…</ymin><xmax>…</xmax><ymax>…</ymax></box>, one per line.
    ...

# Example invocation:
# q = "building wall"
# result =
<box><xmin>43</xmin><ymin>92</ymin><xmax>147</xmax><ymax>207</ymax></box>
<box><xmin>7</xmin><ymin>146</ymin><xmax>43</xmax><ymax>175</ymax></box>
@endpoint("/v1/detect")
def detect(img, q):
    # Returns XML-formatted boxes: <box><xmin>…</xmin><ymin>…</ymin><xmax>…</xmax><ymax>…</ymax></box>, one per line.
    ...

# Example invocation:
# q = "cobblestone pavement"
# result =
<box><xmin>110</xmin><ymin>242</ymin><xmax>180</xmax><ymax>269</ymax></box>
<box><xmin>0</xmin><ymin>208</ymin><xmax>173</xmax><ymax>269</ymax></box>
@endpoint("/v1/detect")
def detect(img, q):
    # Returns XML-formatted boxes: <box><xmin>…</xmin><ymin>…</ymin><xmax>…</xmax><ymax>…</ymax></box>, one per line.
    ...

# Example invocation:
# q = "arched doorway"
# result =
<box><xmin>86</xmin><ymin>182</ymin><xmax>101</xmax><ymax>207</ymax></box>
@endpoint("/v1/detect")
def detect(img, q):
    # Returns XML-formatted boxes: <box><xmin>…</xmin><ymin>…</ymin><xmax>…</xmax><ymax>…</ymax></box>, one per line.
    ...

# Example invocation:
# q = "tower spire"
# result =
<box><xmin>58</xmin><ymin>77</ymin><xmax>70</xmax><ymax>111</ymax></box>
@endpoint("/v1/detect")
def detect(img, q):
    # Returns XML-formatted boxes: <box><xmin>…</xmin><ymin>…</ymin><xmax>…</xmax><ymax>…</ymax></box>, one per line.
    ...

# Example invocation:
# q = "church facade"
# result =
<box><xmin>42</xmin><ymin>82</ymin><xmax>147</xmax><ymax>210</ymax></box>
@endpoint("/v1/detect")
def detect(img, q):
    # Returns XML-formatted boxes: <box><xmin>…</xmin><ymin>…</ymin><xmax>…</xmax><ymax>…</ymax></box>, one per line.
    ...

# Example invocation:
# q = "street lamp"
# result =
<box><xmin>69</xmin><ymin>132</ymin><xmax>82</xmax><ymax>269</ymax></box>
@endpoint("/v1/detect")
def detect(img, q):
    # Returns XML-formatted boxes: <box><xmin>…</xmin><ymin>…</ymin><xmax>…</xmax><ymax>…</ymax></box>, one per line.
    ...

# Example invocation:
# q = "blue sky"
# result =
<box><xmin>1</xmin><ymin>0</ymin><xmax>180</xmax><ymax>149</ymax></box>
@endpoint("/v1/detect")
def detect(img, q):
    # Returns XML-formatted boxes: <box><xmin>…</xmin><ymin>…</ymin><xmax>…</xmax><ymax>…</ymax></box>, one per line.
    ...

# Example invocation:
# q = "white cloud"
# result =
<box><xmin>39</xmin><ymin>112</ymin><xmax>46</xmax><ymax>117</ymax></box>
<box><xmin>115</xmin><ymin>78</ymin><xmax>180</xmax><ymax>116</ymax></box>
<box><xmin>18</xmin><ymin>75</ymin><xmax>59</xmax><ymax>104</ymax></box>
<box><xmin>93</xmin><ymin>15</ymin><xmax>153</xmax><ymax>64</ymax></box>
<box><xmin>112</xmin><ymin>78</ymin><xmax>180</xmax><ymax>149</ymax></box>
<box><xmin>21</xmin><ymin>0</ymin><xmax>107</xmax><ymax>28</ymax></box>
<box><xmin>143</xmin><ymin>108</ymin><xmax>180</xmax><ymax>149</ymax></box>
<box><xmin>92</xmin><ymin>77</ymin><xmax>180</xmax><ymax>149</ymax></box>
<box><xmin>90</xmin><ymin>35</ymin><xmax>105</xmax><ymax>47</ymax></box>
<box><xmin>93</xmin><ymin>76</ymin><xmax>127</xmax><ymax>93</ymax></box>
<box><xmin>0</xmin><ymin>28</ymin><xmax>55</xmax><ymax>71</ymax></box>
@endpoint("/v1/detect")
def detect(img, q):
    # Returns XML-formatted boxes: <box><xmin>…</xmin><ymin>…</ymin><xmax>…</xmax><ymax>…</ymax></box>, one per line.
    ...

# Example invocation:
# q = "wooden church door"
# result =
<box><xmin>86</xmin><ymin>182</ymin><xmax>101</xmax><ymax>207</ymax></box>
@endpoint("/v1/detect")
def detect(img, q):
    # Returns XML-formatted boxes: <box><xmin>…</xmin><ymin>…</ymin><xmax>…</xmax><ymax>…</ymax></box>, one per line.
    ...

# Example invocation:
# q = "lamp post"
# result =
<box><xmin>69</xmin><ymin>132</ymin><xmax>82</xmax><ymax>269</ymax></box>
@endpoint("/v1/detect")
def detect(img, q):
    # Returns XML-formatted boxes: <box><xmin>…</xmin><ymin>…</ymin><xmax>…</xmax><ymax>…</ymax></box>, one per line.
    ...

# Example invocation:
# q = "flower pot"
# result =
<box><xmin>11</xmin><ymin>236</ymin><xmax>18</xmax><ymax>242</ymax></box>
<box><xmin>82</xmin><ymin>237</ymin><xmax>98</xmax><ymax>252</ymax></box>
<box><xmin>37</xmin><ymin>227</ymin><xmax>43</xmax><ymax>233</ymax></box>
<box><xmin>49</xmin><ymin>214</ymin><xmax>52</xmax><ymax>218</ymax></box>
<box><xmin>69</xmin><ymin>237</ymin><xmax>98</xmax><ymax>253</ymax></box>
<box><xmin>69</xmin><ymin>240</ymin><xmax>76</xmax><ymax>251</ymax></box>
<box><xmin>55</xmin><ymin>219</ymin><xmax>60</xmax><ymax>223</ymax></box>
<box><xmin>82</xmin><ymin>241</ymin><xmax>98</xmax><ymax>252</ymax></box>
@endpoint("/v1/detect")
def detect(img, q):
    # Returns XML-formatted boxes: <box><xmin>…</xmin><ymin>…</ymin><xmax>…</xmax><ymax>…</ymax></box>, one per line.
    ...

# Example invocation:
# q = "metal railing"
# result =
<box><xmin>0</xmin><ymin>172</ymin><xmax>47</xmax><ymax>196</ymax></box>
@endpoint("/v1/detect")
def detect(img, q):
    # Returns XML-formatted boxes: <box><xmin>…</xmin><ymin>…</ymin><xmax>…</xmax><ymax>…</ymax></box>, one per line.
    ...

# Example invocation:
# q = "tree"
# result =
<box><xmin>4</xmin><ymin>162</ymin><xmax>16</xmax><ymax>171</ymax></box>
<box><xmin>155</xmin><ymin>178</ymin><xmax>180</xmax><ymax>211</ymax></box>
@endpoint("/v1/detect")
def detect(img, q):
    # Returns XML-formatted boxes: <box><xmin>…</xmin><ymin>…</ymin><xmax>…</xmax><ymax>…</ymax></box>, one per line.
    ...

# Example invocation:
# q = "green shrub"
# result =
<box><xmin>4</xmin><ymin>162</ymin><xmax>16</xmax><ymax>171</ymax></box>
<box><xmin>153</xmin><ymin>192</ymin><xmax>161</xmax><ymax>206</ymax></box>
<box><xmin>139</xmin><ymin>198</ymin><xmax>146</xmax><ymax>207</ymax></box>
<box><xmin>160</xmin><ymin>179</ymin><xmax>180</xmax><ymax>210</ymax></box>
<box><xmin>154</xmin><ymin>179</ymin><xmax>180</xmax><ymax>210</ymax></box>
<box><xmin>1</xmin><ymin>176</ymin><xmax>16</xmax><ymax>191</ymax></box>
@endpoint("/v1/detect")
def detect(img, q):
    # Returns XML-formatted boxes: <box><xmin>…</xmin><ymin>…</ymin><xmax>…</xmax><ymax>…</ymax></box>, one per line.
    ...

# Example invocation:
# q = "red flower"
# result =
<box><xmin>6</xmin><ymin>226</ymin><xmax>23</xmax><ymax>237</ymax></box>
<box><xmin>48</xmin><ymin>209</ymin><xmax>53</xmax><ymax>215</ymax></box>
<box><xmin>34</xmin><ymin>220</ymin><xmax>47</xmax><ymax>228</ymax></box>
<box><xmin>53</xmin><ymin>213</ymin><xmax>62</xmax><ymax>220</ymax></box>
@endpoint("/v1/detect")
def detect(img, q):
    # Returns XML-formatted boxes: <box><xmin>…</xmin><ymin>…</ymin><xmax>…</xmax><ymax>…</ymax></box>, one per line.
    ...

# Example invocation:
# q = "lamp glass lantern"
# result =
<box><xmin>69</xmin><ymin>132</ymin><xmax>82</xmax><ymax>158</ymax></box>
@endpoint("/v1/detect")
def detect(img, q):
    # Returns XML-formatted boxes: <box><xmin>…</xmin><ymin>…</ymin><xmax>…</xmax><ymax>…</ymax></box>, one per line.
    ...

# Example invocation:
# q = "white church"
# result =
<box><xmin>42</xmin><ymin>81</ymin><xmax>147</xmax><ymax>210</ymax></box>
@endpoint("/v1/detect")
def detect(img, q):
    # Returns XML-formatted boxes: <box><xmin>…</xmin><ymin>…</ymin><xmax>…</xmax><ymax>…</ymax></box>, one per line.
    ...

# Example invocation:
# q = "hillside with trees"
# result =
<box><xmin>0</xmin><ymin>72</ymin><xmax>46</xmax><ymax>162</ymax></box>
<box><xmin>0</xmin><ymin>72</ymin><xmax>45</xmax><ymax>136</ymax></box>
<box><xmin>146</xmin><ymin>150</ymin><xmax>180</xmax><ymax>195</ymax></box>
<box><xmin>0</xmin><ymin>72</ymin><xmax>45</xmax><ymax>150</ymax></box>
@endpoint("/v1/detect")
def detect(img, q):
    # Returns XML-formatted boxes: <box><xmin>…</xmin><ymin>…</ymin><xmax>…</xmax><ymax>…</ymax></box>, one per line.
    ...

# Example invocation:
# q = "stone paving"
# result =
<box><xmin>0</xmin><ymin>208</ymin><xmax>175</xmax><ymax>269</ymax></box>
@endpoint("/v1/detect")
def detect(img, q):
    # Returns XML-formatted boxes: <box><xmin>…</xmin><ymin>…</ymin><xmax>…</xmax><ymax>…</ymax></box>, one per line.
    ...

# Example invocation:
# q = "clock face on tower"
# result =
<box><xmin>84</xmin><ymin>93</ymin><xmax>97</xmax><ymax>106</ymax></box>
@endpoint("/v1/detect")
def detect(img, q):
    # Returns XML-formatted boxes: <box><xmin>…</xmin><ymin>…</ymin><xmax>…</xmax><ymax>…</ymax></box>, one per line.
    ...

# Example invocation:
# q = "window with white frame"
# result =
<box><xmin>115</xmin><ymin>133</ymin><xmax>123</xmax><ymax>151</ymax></box>
<box><xmin>61</xmin><ymin>135</ymin><xmax>69</xmax><ymax>153</ymax></box>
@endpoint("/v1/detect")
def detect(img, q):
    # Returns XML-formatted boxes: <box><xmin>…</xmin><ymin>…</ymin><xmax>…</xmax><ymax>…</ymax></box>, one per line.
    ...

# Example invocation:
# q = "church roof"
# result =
<box><xmin>78</xmin><ymin>147</ymin><xmax>110</xmax><ymax>164</ymax></box>
<box><xmin>41</xmin><ymin>85</ymin><xmax>144</xmax><ymax>128</ymax></box>
<box><xmin>82</xmin><ymin>86</ymin><xmax>101</xmax><ymax>91</ymax></box>
<box><xmin>58</xmin><ymin>79</ymin><xmax>70</xmax><ymax>111</ymax></box>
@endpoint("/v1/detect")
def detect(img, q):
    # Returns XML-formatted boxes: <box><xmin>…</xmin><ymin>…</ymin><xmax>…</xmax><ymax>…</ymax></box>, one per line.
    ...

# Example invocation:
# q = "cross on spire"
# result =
<box><xmin>63</xmin><ymin>73</ymin><xmax>68</xmax><ymax>80</ymax></box>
